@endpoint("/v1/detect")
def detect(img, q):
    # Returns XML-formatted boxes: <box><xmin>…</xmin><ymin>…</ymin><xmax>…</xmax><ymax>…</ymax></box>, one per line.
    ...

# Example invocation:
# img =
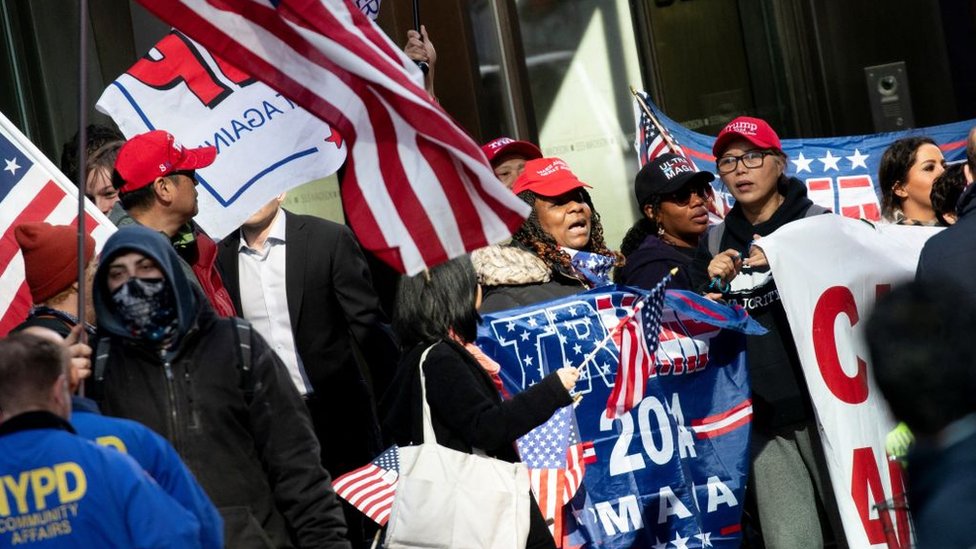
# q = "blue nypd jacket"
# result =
<box><xmin>71</xmin><ymin>397</ymin><xmax>222</xmax><ymax>549</ymax></box>
<box><xmin>0</xmin><ymin>411</ymin><xmax>201</xmax><ymax>548</ymax></box>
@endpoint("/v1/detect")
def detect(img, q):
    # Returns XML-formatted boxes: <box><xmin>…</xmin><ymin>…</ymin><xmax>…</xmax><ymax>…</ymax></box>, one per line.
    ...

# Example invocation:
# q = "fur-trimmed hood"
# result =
<box><xmin>472</xmin><ymin>245</ymin><xmax>551</xmax><ymax>286</ymax></box>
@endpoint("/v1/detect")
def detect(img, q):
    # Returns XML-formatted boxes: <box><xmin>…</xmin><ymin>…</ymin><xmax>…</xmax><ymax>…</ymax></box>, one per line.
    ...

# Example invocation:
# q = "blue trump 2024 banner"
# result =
<box><xmin>637</xmin><ymin>91</ymin><xmax>972</xmax><ymax>221</ymax></box>
<box><xmin>477</xmin><ymin>287</ymin><xmax>766</xmax><ymax>548</ymax></box>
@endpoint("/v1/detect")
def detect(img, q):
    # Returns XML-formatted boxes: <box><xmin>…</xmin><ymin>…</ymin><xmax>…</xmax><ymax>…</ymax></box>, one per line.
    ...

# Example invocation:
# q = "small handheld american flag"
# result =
<box><xmin>332</xmin><ymin>445</ymin><xmax>399</xmax><ymax>526</ymax></box>
<box><xmin>517</xmin><ymin>406</ymin><xmax>596</xmax><ymax>546</ymax></box>
<box><xmin>606</xmin><ymin>272</ymin><xmax>671</xmax><ymax>418</ymax></box>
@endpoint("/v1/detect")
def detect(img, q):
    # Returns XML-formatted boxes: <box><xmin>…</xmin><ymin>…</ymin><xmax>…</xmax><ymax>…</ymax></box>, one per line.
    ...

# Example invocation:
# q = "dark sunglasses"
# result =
<box><xmin>662</xmin><ymin>181</ymin><xmax>712</xmax><ymax>205</ymax></box>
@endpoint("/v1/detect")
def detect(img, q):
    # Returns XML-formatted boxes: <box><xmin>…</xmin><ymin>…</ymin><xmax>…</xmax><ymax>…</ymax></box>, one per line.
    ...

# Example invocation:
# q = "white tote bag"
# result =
<box><xmin>384</xmin><ymin>343</ymin><xmax>531</xmax><ymax>549</ymax></box>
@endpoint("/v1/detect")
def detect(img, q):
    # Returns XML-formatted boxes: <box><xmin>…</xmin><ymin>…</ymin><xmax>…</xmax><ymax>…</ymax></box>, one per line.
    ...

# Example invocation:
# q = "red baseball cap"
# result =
<box><xmin>115</xmin><ymin>130</ymin><xmax>217</xmax><ymax>193</ymax></box>
<box><xmin>512</xmin><ymin>158</ymin><xmax>591</xmax><ymax>197</ymax></box>
<box><xmin>711</xmin><ymin>116</ymin><xmax>783</xmax><ymax>157</ymax></box>
<box><xmin>481</xmin><ymin>137</ymin><xmax>543</xmax><ymax>166</ymax></box>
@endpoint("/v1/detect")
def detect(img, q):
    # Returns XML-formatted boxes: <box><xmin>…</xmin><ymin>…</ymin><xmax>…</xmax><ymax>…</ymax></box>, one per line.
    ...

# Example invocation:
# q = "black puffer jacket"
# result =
<box><xmin>92</xmin><ymin>226</ymin><xmax>350</xmax><ymax>549</ymax></box>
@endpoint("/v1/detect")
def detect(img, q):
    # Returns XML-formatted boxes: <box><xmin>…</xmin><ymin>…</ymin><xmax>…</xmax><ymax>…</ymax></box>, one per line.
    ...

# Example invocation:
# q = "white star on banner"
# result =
<box><xmin>671</xmin><ymin>531</ymin><xmax>689</xmax><ymax>549</ymax></box>
<box><xmin>573</xmin><ymin>343</ymin><xmax>582</xmax><ymax>355</ymax></box>
<box><xmin>792</xmin><ymin>152</ymin><xmax>814</xmax><ymax>173</ymax></box>
<box><xmin>819</xmin><ymin>151</ymin><xmax>841</xmax><ymax>171</ymax></box>
<box><xmin>506</xmin><ymin>321</ymin><xmax>516</xmax><ymax>332</ymax></box>
<box><xmin>846</xmin><ymin>149</ymin><xmax>869</xmax><ymax>170</ymax></box>
<box><xmin>652</xmin><ymin>538</ymin><xmax>668</xmax><ymax>549</ymax></box>
<box><xmin>520</xmin><ymin>331</ymin><xmax>529</xmax><ymax>342</ymax></box>
<box><xmin>4</xmin><ymin>158</ymin><xmax>20</xmax><ymax>175</ymax></box>
<box><xmin>694</xmin><ymin>530</ymin><xmax>713</xmax><ymax>547</ymax></box>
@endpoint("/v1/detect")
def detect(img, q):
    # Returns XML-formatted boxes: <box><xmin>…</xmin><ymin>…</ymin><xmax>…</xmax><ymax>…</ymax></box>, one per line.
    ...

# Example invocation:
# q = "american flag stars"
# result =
<box><xmin>792</xmin><ymin>149</ymin><xmax>870</xmax><ymax>173</ymax></box>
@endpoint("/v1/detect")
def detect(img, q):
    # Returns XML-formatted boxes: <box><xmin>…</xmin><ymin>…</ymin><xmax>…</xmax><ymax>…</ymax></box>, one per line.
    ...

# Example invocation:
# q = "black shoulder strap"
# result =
<box><xmin>232</xmin><ymin>318</ymin><xmax>254</xmax><ymax>400</ymax></box>
<box><xmin>88</xmin><ymin>337</ymin><xmax>112</xmax><ymax>402</ymax></box>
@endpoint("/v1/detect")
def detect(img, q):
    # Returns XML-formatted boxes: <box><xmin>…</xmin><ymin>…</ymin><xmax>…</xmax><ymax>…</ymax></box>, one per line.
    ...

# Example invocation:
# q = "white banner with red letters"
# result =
<box><xmin>96</xmin><ymin>30</ymin><xmax>346</xmax><ymax>240</ymax></box>
<box><xmin>761</xmin><ymin>214</ymin><xmax>940</xmax><ymax>548</ymax></box>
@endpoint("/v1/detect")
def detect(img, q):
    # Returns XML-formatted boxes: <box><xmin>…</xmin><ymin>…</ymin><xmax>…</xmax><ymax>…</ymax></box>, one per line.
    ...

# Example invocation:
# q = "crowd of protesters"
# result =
<box><xmin>2</xmin><ymin>29</ymin><xmax>975</xmax><ymax>549</ymax></box>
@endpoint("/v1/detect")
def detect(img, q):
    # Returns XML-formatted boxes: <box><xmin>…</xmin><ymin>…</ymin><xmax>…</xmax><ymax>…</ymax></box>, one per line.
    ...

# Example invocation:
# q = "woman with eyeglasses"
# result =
<box><xmin>878</xmin><ymin>136</ymin><xmax>946</xmax><ymax>225</ymax></box>
<box><xmin>616</xmin><ymin>153</ymin><xmax>713</xmax><ymax>290</ymax></box>
<box><xmin>689</xmin><ymin>117</ymin><xmax>841</xmax><ymax>549</ymax></box>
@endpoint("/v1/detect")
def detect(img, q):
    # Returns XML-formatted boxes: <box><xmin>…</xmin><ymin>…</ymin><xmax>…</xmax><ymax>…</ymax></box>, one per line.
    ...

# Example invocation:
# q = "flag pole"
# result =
<box><xmin>411</xmin><ymin>0</ymin><xmax>429</xmax><ymax>74</ymax></box>
<box><xmin>77</xmin><ymin>0</ymin><xmax>89</xmax><ymax>355</ymax></box>
<box><xmin>630</xmin><ymin>86</ymin><xmax>682</xmax><ymax>156</ymax></box>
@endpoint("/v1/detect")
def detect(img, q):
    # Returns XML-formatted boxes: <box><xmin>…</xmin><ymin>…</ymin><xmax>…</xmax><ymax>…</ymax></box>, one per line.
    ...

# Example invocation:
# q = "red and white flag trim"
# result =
<box><xmin>134</xmin><ymin>0</ymin><xmax>530</xmax><ymax>274</ymax></box>
<box><xmin>690</xmin><ymin>398</ymin><xmax>753</xmax><ymax>439</ymax></box>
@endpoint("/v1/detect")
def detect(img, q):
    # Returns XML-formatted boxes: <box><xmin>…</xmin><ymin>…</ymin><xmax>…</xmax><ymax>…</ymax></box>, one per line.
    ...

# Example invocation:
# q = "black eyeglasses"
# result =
<box><xmin>662</xmin><ymin>181</ymin><xmax>712</xmax><ymax>205</ymax></box>
<box><xmin>716</xmin><ymin>150</ymin><xmax>777</xmax><ymax>175</ymax></box>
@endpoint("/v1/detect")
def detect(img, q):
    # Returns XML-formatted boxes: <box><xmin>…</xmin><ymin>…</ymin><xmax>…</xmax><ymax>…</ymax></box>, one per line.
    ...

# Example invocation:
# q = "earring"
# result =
<box><xmin>657</xmin><ymin>225</ymin><xmax>665</xmax><ymax>237</ymax></box>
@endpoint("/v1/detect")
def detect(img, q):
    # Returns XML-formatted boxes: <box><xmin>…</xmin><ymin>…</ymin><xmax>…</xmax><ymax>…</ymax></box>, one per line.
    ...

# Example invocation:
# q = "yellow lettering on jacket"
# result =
<box><xmin>2</xmin><ymin>473</ymin><xmax>30</xmax><ymax>515</ymax></box>
<box><xmin>0</xmin><ymin>463</ymin><xmax>87</xmax><ymax>516</ymax></box>
<box><xmin>29</xmin><ymin>468</ymin><xmax>56</xmax><ymax>510</ymax></box>
<box><xmin>95</xmin><ymin>436</ymin><xmax>127</xmax><ymax>453</ymax></box>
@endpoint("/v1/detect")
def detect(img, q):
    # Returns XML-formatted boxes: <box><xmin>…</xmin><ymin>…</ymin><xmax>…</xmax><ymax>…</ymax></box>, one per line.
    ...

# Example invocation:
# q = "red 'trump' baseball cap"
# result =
<box><xmin>481</xmin><ymin>137</ymin><xmax>543</xmax><ymax>166</ymax></box>
<box><xmin>115</xmin><ymin>130</ymin><xmax>217</xmax><ymax>193</ymax></box>
<box><xmin>511</xmin><ymin>158</ymin><xmax>591</xmax><ymax>197</ymax></box>
<box><xmin>711</xmin><ymin>116</ymin><xmax>783</xmax><ymax>157</ymax></box>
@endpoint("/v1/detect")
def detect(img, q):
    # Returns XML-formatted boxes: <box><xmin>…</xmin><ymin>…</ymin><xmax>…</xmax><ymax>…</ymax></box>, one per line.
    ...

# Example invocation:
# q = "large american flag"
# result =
<box><xmin>605</xmin><ymin>273</ymin><xmax>670</xmax><ymax>418</ymax></box>
<box><xmin>133</xmin><ymin>0</ymin><xmax>530</xmax><ymax>275</ymax></box>
<box><xmin>516</xmin><ymin>406</ymin><xmax>596</xmax><ymax>546</ymax></box>
<box><xmin>332</xmin><ymin>445</ymin><xmax>399</xmax><ymax>526</ymax></box>
<box><xmin>0</xmin><ymin>112</ymin><xmax>115</xmax><ymax>336</ymax></box>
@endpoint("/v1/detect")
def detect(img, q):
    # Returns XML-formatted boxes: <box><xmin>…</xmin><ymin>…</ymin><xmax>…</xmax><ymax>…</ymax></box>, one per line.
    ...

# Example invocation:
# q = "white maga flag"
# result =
<box><xmin>96</xmin><ymin>30</ymin><xmax>346</xmax><ymax>239</ymax></box>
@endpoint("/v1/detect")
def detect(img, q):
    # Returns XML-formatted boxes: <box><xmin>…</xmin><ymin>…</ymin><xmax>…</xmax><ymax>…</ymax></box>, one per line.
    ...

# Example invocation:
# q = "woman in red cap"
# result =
<box><xmin>689</xmin><ymin>116</ymin><xmax>842</xmax><ymax>548</ymax></box>
<box><xmin>616</xmin><ymin>153</ymin><xmax>713</xmax><ymax>291</ymax></box>
<box><xmin>476</xmin><ymin>157</ymin><xmax>619</xmax><ymax>313</ymax></box>
<box><xmin>481</xmin><ymin>137</ymin><xmax>544</xmax><ymax>188</ymax></box>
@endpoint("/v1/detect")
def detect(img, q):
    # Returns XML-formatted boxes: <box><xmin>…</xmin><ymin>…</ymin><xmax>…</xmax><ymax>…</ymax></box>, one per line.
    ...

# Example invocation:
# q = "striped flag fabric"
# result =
<box><xmin>0</xmin><ymin>112</ymin><xmax>116</xmax><ymax>336</ymax></box>
<box><xmin>605</xmin><ymin>273</ymin><xmax>670</xmax><ymax>418</ymax></box>
<box><xmin>690</xmin><ymin>398</ymin><xmax>753</xmax><ymax>440</ymax></box>
<box><xmin>516</xmin><ymin>406</ymin><xmax>595</xmax><ymax>546</ymax></box>
<box><xmin>332</xmin><ymin>445</ymin><xmax>399</xmax><ymax>526</ymax></box>
<box><xmin>133</xmin><ymin>0</ymin><xmax>530</xmax><ymax>275</ymax></box>
<box><xmin>633</xmin><ymin>89</ymin><xmax>687</xmax><ymax>168</ymax></box>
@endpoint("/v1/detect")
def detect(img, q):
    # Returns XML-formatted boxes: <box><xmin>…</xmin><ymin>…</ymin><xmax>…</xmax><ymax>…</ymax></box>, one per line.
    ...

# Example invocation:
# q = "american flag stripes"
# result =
<box><xmin>133</xmin><ymin>0</ymin><xmax>530</xmax><ymax>275</ymax></box>
<box><xmin>633</xmin><ymin>89</ymin><xmax>687</xmax><ymax>168</ymax></box>
<box><xmin>332</xmin><ymin>445</ymin><xmax>399</xmax><ymax>526</ymax></box>
<box><xmin>605</xmin><ymin>273</ymin><xmax>671</xmax><ymax>418</ymax></box>
<box><xmin>0</xmin><ymin>112</ymin><xmax>115</xmax><ymax>336</ymax></box>
<box><xmin>517</xmin><ymin>406</ymin><xmax>595</xmax><ymax>546</ymax></box>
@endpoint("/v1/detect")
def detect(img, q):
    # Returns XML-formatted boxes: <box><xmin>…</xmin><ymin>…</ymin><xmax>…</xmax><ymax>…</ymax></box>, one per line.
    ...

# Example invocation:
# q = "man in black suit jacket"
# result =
<box><xmin>217</xmin><ymin>196</ymin><xmax>399</xmax><ymax>547</ymax></box>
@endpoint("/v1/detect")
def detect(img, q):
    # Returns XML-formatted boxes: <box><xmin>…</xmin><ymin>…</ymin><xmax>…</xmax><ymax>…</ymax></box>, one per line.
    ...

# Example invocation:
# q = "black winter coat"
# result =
<box><xmin>917</xmin><ymin>182</ymin><xmax>976</xmax><ymax>302</ymax></box>
<box><xmin>618</xmin><ymin>235</ymin><xmax>696</xmax><ymax>291</ymax></box>
<box><xmin>380</xmin><ymin>340</ymin><xmax>572</xmax><ymax>549</ymax></box>
<box><xmin>92</xmin><ymin>226</ymin><xmax>349</xmax><ymax>549</ymax></box>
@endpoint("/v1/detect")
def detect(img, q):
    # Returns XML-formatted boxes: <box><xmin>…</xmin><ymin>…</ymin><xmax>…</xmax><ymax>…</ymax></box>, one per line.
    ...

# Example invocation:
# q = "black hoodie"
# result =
<box><xmin>93</xmin><ymin>225</ymin><xmax>350</xmax><ymax>549</ymax></box>
<box><xmin>690</xmin><ymin>177</ymin><xmax>822</xmax><ymax>429</ymax></box>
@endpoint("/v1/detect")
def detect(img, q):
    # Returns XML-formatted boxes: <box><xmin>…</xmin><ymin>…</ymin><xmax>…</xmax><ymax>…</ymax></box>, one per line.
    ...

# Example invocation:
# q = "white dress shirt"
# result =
<box><xmin>238</xmin><ymin>210</ymin><xmax>312</xmax><ymax>395</ymax></box>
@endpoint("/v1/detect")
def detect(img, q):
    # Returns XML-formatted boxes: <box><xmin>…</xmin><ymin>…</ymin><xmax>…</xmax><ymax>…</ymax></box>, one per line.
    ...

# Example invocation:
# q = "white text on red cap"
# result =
<box><xmin>537</xmin><ymin>159</ymin><xmax>569</xmax><ymax>176</ymax></box>
<box><xmin>725</xmin><ymin>120</ymin><xmax>759</xmax><ymax>136</ymax></box>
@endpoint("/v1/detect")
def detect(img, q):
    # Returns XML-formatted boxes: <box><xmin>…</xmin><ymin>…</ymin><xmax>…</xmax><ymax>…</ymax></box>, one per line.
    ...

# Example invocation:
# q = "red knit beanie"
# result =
<box><xmin>14</xmin><ymin>222</ymin><xmax>96</xmax><ymax>304</ymax></box>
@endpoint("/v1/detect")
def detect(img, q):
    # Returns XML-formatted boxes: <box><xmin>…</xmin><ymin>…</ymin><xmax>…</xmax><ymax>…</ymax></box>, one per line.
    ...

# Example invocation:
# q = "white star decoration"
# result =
<box><xmin>652</xmin><ymin>538</ymin><xmax>668</xmax><ymax>549</ymax></box>
<box><xmin>846</xmin><ymin>148</ymin><xmax>869</xmax><ymax>170</ymax></box>
<box><xmin>819</xmin><ymin>150</ymin><xmax>841</xmax><ymax>171</ymax></box>
<box><xmin>791</xmin><ymin>152</ymin><xmax>814</xmax><ymax>173</ymax></box>
<box><xmin>4</xmin><ymin>158</ymin><xmax>20</xmax><ymax>175</ymax></box>
<box><xmin>671</xmin><ymin>531</ymin><xmax>689</xmax><ymax>549</ymax></box>
<box><xmin>694</xmin><ymin>530</ymin><xmax>713</xmax><ymax>547</ymax></box>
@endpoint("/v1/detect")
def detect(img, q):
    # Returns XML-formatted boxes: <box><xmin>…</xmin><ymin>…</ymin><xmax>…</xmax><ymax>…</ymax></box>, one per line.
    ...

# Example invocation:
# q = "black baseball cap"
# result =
<box><xmin>634</xmin><ymin>153</ymin><xmax>715</xmax><ymax>206</ymax></box>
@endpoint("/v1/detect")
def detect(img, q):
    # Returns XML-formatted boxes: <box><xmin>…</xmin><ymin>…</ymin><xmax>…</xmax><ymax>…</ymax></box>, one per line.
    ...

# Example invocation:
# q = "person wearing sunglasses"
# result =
<box><xmin>689</xmin><ymin>116</ymin><xmax>841</xmax><ymax>548</ymax></box>
<box><xmin>616</xmin><ymin>153</ymin><xmax>713</xmax><ymax>290</ymax></box>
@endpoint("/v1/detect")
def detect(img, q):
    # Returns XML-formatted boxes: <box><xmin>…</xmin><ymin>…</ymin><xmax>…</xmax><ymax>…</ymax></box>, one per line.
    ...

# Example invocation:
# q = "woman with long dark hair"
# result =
<box><xmin>476</xmin><ymin>158</ymin><xmax>620</xmax><ymax>313</ymax></box>
<box><xmin>878</xmin><ymin>136</ymin><xmax>945</xmax><ymax>225</ymax></box>
<box><xmin>380</xmin><ymin>256</ymin><xmax>579</xmax><ymax>549</ymax></box>
<box><xmin>616</xmin><ymin>153</ymin><xmax>713</xmax><ymax>290</ymax></box>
